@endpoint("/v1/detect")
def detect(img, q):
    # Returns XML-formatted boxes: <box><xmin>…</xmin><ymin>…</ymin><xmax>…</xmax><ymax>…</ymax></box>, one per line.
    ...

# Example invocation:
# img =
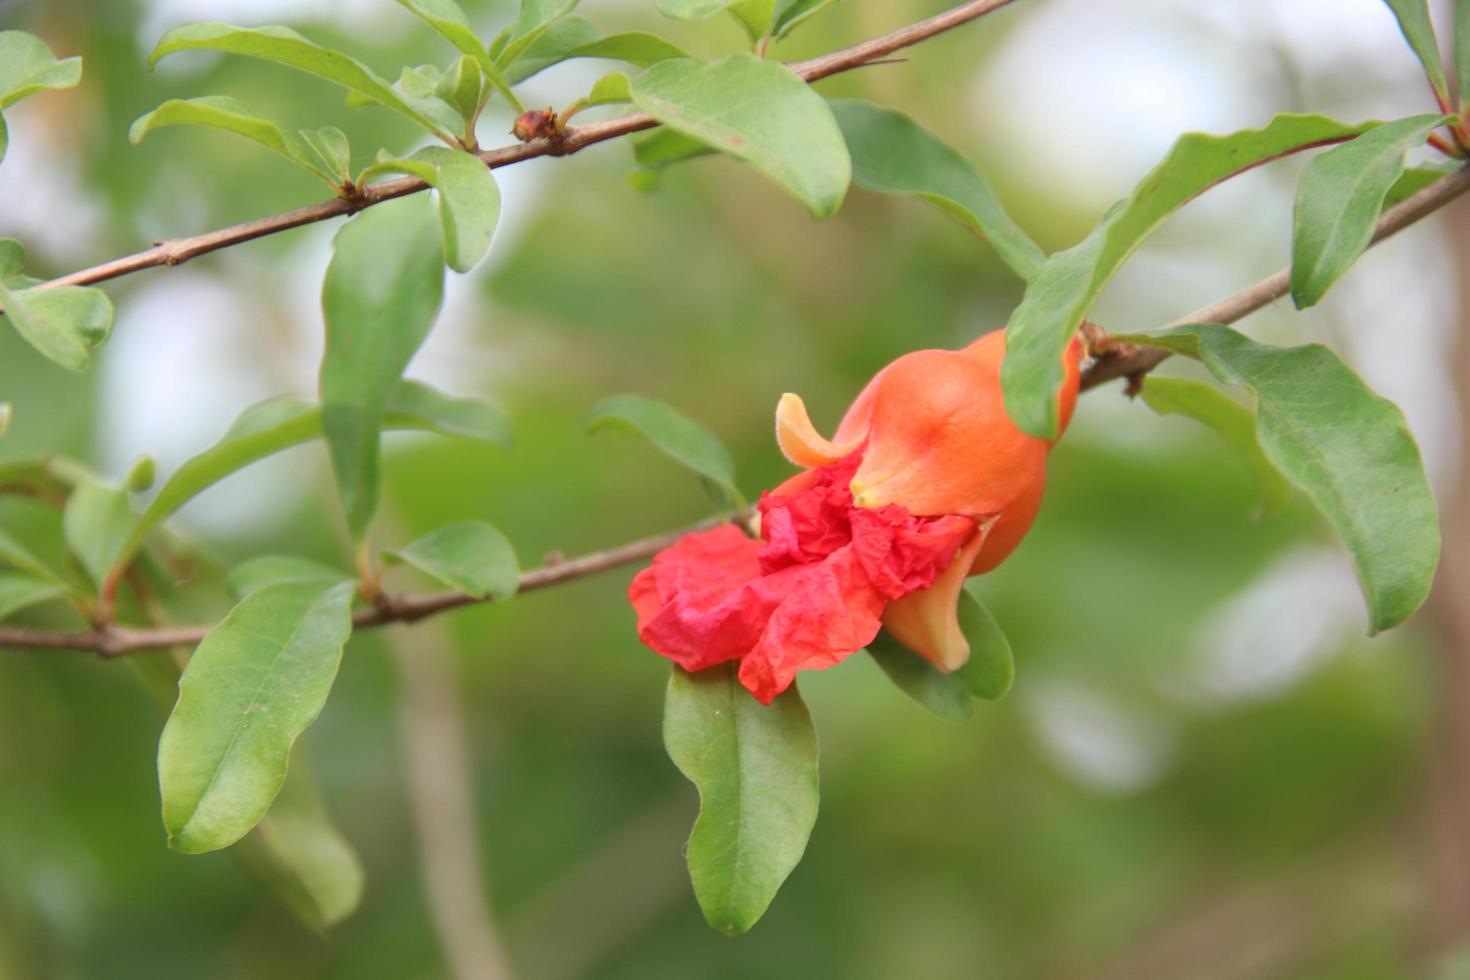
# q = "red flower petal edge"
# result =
<box><xmin>630</xmin><ymin>454</ymin><xmax>976</xmax><ymax>704</ymax></box>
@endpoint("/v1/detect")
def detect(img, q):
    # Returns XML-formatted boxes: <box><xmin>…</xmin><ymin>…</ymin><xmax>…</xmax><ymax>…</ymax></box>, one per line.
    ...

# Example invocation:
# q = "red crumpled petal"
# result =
<box><xmin>629</xmin><ymin>453</ymin><xmax>977</xmax><ymax>703</ymax></box>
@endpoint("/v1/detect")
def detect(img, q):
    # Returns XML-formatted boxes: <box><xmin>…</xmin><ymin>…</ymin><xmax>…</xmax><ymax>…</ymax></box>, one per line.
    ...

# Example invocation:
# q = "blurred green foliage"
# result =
<box><xmin>0</xmin><ymin>0</ymin><xmax>1445</xmax><ymax>977</ymax></box>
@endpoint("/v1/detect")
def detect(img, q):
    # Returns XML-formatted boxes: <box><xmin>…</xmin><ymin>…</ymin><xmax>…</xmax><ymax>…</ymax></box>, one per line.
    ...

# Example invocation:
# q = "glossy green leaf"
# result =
<box><xmin>664</xmin><ymin>663</ymin><xmax>819</xmax><ymax>936</ymax></box>
<box><xmin>771</xmin><ymin>0</ymin><xmax>838</xmax><ymax>38</ymax></box>
<box><xmin>158</xmin><ymin>579</ymin><xmax>355</xmax><ymax>853</ymax></box>
<box><xmin>228</xmin><ymin>555</ymin><xmax>354</xmax><ymax>598</ymax></box>
<box><xmin>952</xmin><ymin>587</ymin><xmax>1014</xmax><ymax>701</ymax></box>
<box><xmin>1292</xmin><ymin>114</ymin><xmax>1449</xmax><ymax>308</ymax></box>
<box><xmin>1001</xmin><ymin>113</ymin><xmax>1372</xmax><ymax>438</ymax></box>
<box><xmin>587</xmin><ymin>394</ymin><xmax>741</xmax><ymax>508</ymax></box>
<box><xmin>831</xmin><ymin>99</ymin><xmax>1045</xmax><ymax>281</ymax></box>
<box><xmin>0</xmin><ymin>240</ymin><xmax>22</xmax><ymax>279</ymax></box>
<box><xmin>363</xmin><ymin>147</ymin><xmax>500</xmax><ymax>273</ymax></box>
<box><xmin>0</xmin><ymin>572</ymin><xmax>64</xmax><ymax>621</ymax></box>
<box><xmin>0</xmin><ymin>281</ymin><xmax>113</xmax><ymax>371</ymax></box>
<box><xmin>631</xmin><ymin>54</ymin><xmax>851</xmax><ymax>218</ymax></box>
<box><xmin>866</xmin><ymin>630</ymin><xmax>973</xmax><ymax>721</ymax></box>
<box><xmin>321</xmin><ymin>197</ymin><xmax>446</xmax><ymax>539</ymax></box>
<box><xmin>1139</xmin><ymin>376</ymin><xmax>1292</xmax><ymax>519</ymax></box>
<box><xmin>62</xmin><ymin>479</ymin><xmax>135</xmax><ymax>588</ymax></box>
<box><xmin>1122</xmin><ymin>323</ymin><xmax>1439</xmax><ymax>632</ymax></box>
<box><xmin>231</xmin><ymin>760</ymin><xmax>365</xmax><ymax>932</ymax></box>
<box><xmin>0</xmin><ymin>32</ymin><xmax>82</xmax><ymax>109</ymax></box>
<box><xmin>385</xmin><ymin>520</ymin><xmax>518</xmax><ymax>599</ymax></box>
<box><xmin>148</xmin><ymin>23</ymin><xmax>454</xmax><ymax>139</ymax></box>
<box><xmin>1382</xmin><ymin>0</ymin><xmax>1449</xmax><ymax>103</ymax></box>
<box><xmin>129</xmin><ymin>96</ymin><xmax>339</xmax><ymax>189</ymax></box>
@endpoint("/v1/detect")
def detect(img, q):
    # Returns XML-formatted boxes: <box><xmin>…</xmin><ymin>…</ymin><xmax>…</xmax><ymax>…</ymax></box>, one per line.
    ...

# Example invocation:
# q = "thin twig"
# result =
<box><xmin>1080</xmin><ymin>164</ymin><xmax>1470</xmax><ymax>391</ymax></box>
<box><xmin>13</xmin><ymin>0</ymin><xmax>1020</xmax><ymax>302</ymax></box>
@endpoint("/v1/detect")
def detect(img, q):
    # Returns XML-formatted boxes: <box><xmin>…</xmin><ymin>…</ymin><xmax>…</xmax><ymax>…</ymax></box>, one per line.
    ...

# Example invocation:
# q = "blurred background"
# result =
<box><xmin>1</xmin><ymin>0</ymin><xmax>1467</xmax><ymax>977</ymax></box>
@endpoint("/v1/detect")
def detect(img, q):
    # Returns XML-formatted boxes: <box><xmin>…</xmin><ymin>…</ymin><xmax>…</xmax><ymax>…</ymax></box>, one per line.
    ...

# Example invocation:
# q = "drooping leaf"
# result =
<box><xmin>1139</xmin><ymin>376</ymin><xmax>1292</xmax><ymax>519</ymax></box>
<box><xmin>1121</xmin><ymin>323</ymin><xmax>1439</xmax><ymax>632</ymax></box>
<box><xmin>952</xmin><ymin>587</ymin><xmax>1014</xmax><ymax>701</ymax></box>
<box><xmin>1292</xmin><ymin>114</ymin><xmax>1450</xmax><ymax>308</ymax></box>
<box><xmin>231</xmin><ymin>759</ymin><xmax>365</xmax><ymax>931</ymax></box>
<box><xmin>1381</xmin><ymin>0</ymin><xmax>1450</xmax><ymax>104</ymax></box>
<box><xmin>664</xmin><ymin>663</ymin><xmax>819</xmax><ymax>936</ymax></box>
<box><xmin>62</xmin><ymin>478</ymin><xmax>135</xmax><ymax>588</ymax></box>
<box><xmin>228</xmin><ymin>555</ymin><xmax>354</xmax><ymax>598</ymax></box>
<box><xmin>1001</xmin><ymin>113</ymin><xmax>1373</xmax><ymax>438</ymax></box>
<box><xmin>0</xmin><ymin>32</ymin><xmax>82</xmax><ymax>109</ymax></box>
<box><xmin>830</xmin><ymin>99</ymin><xmax>1045</xmax><ymax>281</ymax></box>
<box><xmin>0</xmin><ymin>281</ymin><xmax>113</xmax><ymax>372</ymax></box>
<box><xmin>129</xmin><ymin>96</ymin><xmax>339</xmax><ymax>189</ymax></box>
<box><xmin>385</xmin><ymin>520</ymin><xmax>519</xmax><ymax>599</ymax></box>
<box><xmin>0</xmin><ymin>572</ymin><xmax>64</xmax><ymax>621</ymax></box>
<box><xmin>361</xmin><ymin>147</ymin><xmax>500</xmax><ymax>273</ymax></box>
<box><xmin>866</xmin><ymin>630</ymin><xmax>973</xmax><ymax>721</ymax></box>
<box><xmin>771</xmin><ymin>0</ymin><xmax>839</xmax><ymax>38</ymax></box>
<box><xmin>630</xmin><ymin>54</ymin><xmax>851</xmax><ymax>218</ymax></box>
<box><xmin>321</xmin><ymin>197</ymin><xmax>446</xmax><ymax>538</ymax></box>
<box><xmin>158</xmin><ymin>579</ymin><xmax>355</xmax><ymax>853</ymax></box>
<box><xmin>148</xmin><ymin>23</ymin><xmax>455</xmax><ymax>139</ymax></box>
<box><xmin>587</xmin><ymin>393</ymin><xmax>742</xmax><ymax>508</ymax></box>
<box><xmin>120</xmin><ymin>384</ymin><xmax>506</xmax><ymax>573</ymax></box>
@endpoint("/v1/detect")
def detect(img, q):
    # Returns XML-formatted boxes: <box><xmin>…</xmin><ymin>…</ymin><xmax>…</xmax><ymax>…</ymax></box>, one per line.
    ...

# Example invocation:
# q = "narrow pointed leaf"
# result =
<box><xmin>1001</xmin><ymin>113</ymin><xmax>1373</xmax><ymax>438</ymax></box>
<box><xmin>831</xmin><ymin>99</ymin><xmax>1045</xmax><ymax>280</ymax></box>
<box><xmin>952</xmin><ymin>588</ymin><xmax>1014</xmax><ymax>700</ymax></box>
<box><xmin>1292</xmin><ymin>114</ymin><xmax>1449</xmax><ymax>308</ymax></box>
<box><xmin>1139</xmin><ymin>376</ymin><xmax>1292</xmax><ymax>519</ymax></box>
<box><xmin>495</xmin><ymin>0</ymin><xmax>582</xmax><ymax>69</ymax></box>
<box><xmin>321</xmin><ymin>197</ymin><xmax>446</xmax><ymax>538</ymax></box>
<box><xmin>159</xmin><ymin>579</ymin><xmax>355</xmax><ymax>853</ymax></box>
<box><xmin>0</xmin><ymin>281</ymin><xmax>113</xmax><ymax>371</ymax></box>
<box><xmin>0</xmin><ymin>32</ymin><xmax>82</xmax><ymax>109</ymax></box>
<box><xmin>771</xmin><ymin>0</ymin><xmax>838</xmax><ymax>38</ymax></box>
<box><xmin>0</xmin><ymin>572</ymin><xmax>64</xmax><ymax>621</ymax></box>
<box><xmin>631</xmin><ymin>54</ymin><xmax>851</xmax><ymax>218</ymax></box>
<box><xmin>62</xmin><ymin>479</ymin><xmax>135</xmax><ymax>588</ymax></box>
<box><xmin>588</xmin><ymin>394</ymin><xmax>741</xmax><ymax>508</ymax></box>
<box><xmin>148</xmin><ymin>23</ymin><xmax>453</xmax><ymax>137</ymax></box>
<box><xmin>385</xmin><ymin>520</ymin><xmax>518</xmax><ymax>599</ymax></box>
<box><xmin>1121</xmin><ymin>323</ymin><xmax>1439</xmax><ymax>632</ymax></box>
<box><xmin>866</xmin><ymin>630</ymin><xmax>973</xmax><ymax>720</ymax></box>
<box><xmin>1457</xmin><ymin>0</ymin><xmax>1470</xmax><ymax>114</ymax></box>
<box><xmin>228</xmin><ymin>555</ymin><xmax>354</xmax><ymax>598</ymax></box>
<box><xmin>129</xmin><ymin>96</ymin><xmax>337</xmax><ymax>187</ymax></box>
<box><xmin>365</xmin><ymin>148</ymin><xmax>500</xmax><ymax>273</ymax></box>
<box><xmin>500</xmin><ymin>16</ymin><xmax>597</xmax><ymax>82</ymax></box>
<box><xmin>1382</xmin><ymin>0</ymin><xmax>1450</xmax><ymax>103</ymax></box>
<box><xmin>385</xmin><ymin>380</ymin><xmax>511</xmax><ymax>445</ymax></box>
<box><xmin>664</xmin><ymin>663</ymin><xmax>819</xmax><ymax>936</ymax></box>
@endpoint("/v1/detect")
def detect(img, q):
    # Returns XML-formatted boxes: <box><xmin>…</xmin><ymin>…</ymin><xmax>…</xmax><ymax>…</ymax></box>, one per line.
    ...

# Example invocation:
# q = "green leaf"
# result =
<box><xmin>0</xmin><ymin>403</ymin><xmax>10</xmax><ymax>437</ymax></box>
<box><xmin>629</xmin><ymin>128</ymin><xmax>713</xmax><ymax>189</ymax></box>
<box><xmin>728</xmin><ymin>0</ymin><xmax>777</xmax><ymax>40</ymax></box>
<box><xmin>62</xmin><ymin>479</ymin><xmax>135</xmax><ymax>588</ymax></box>
<box><xmin>566</xmin><ymin>32</ymin><xmax>687</xmax><ymax>67</ymax></box>
<box><xmin>1122</xmin><ymin>324</ymin><xmax>1439</xmax><ymax>632</ymax></box>
<box><xmin>587</xmin><ymin>393</ymin><xmax>741</xmax><ymax>508</ymax></box>
<box><xmin>1457</xmin><ymin>0</ymin><xmax>1470</xmax><ymax>114</ymax></box>
<box><xmin>584</xmin><ymin>71</ymin><xmax>632</xmax><ymax>107</ymax></box>
<box><xmin>231</xmin><ymin>759</ymin><xmax>365</xmax><ymax>932</ymax></box>
<box><xmin>771</xmin><ymin>0</ymin><xmax>839</xmax><ymax>38</ymax></box>
<box><xmin>830</xmin><ymin>99</ymin><xmax>1045</xmax><ymax>281</ymax></box>
<box><xmin>1385</xmin><ymin>163</ymin><xmax>1456</xmax><ymax>207</ymax></box>
<box><xmin>866</xmin><ymin>630</ymin><xmax>973</xmax><ymax>721</ymax></box>
<box><xmin>494</xmin><ymin>0</ymin><xmax>582</xmax><ymax>70</ymax></box>
<box><xmin>0</xmin><ymin>281</ymin><xmax>113</xmax><ymax>371</ymax></box>
<box><xmin>500</xmin><ymin>16</ymin><xmax>597</xmax><ymax>83</ymax></box>
<box><xmin>1382</xmin><ymin>0</ymin><xmax>1450</xmax><ymax>104</ymax></box>
<box><xmin>385</xmin><ymin>520</ymin><xmax>519</xmax><ymax>599</ymax></box>
<box><xmin>656</xmin><ymin>0</ymin><xmax>740</xmax><ymax>18</ymax></box>
<box><xmin>1001</xmin><ymin>113</ymin><xmax>1373</xmax><ymax>438</ymax></box>
<box><xmin>124</xmin><ymin>456</ymin><xmax>156</xmax><ymax>493</ymax></box>
<box><xmin>0</xmin><ymin>110</ymin><xmax>7</xmax><ymax>164</ymax></box>
<box><xmin>148</xmin><ymin>23</ymin><xmax>454</xmax><ymax>139</ymax></box>
<box><xmin>228</xmin><ymin>555</ymin><xmax>354</xmax><ymax>598</ymax></box>
<box><xmin>321</xmin><ymin>197</ymin><xmax>446</xmax><ymax>539</ymax></box>
<box><xmin>952</xmin><ymin>587</ymin><xmax>1014</xmax><ymax>701</ymax></box>
<box><xmin>1139</xmin><ymin>376</ymin><xmax>1292</xmax><ymax>519</ymax></box>
<box><xmin>664</xmin><ymin>663</ymin><xmax>819</xmax><ymax>936</ymax></box>
<box><xmin>0</xmin><ymin>572</ymin><xmax>64</xmax><ymax>621</ymax></box>
<box><xmin>363</xmin><ymin>147</ymin><xmax>500</xmax><ymax>273</ymax></box>
<box><xmin>435</xmin><ymin>56</ymin><xmax>484</xmax><ymax>125</ymax></box>
<box><xmin>631</xmin><ymin>54</ymin><xmax>851</xmax><ymax>218</ymax></box>
<box><xmin>299</xmin><ymin>126</ymin><xmax>352</xmax><ymax>183</ymax></box>
<box><xmin>385</xmin><ymin>380</ymin><xmax>511</xmax><ymax>445</ymax></box>
<box><xmin>393</xmin><ymin>0</ymin><xmax>518</xmax><ymax>106</ymax></box>
<box><xmin>0</xmin><ymin>32</ymin><xmax>82</xmax><ymax>109</ymax></box>
<box><xmin>0</xmin><ymin>499</ymin><xmax>75</xmax><ymax>592</ymax></box>
<box><xmin>1291</xmin><ymin>114</ymin><xmax>1450</xmax><ymax>308</ymax></box>
<box><xmin>0</xmin><ymin>239</ymin><xmax>23</xmax><ymax>279</ymax></box>
<box><xmin>129</xmin><ymin>96</ymin><xmax>339</xmax><ymax>189</ymax></box>
<box><xmin>158</xmin><ymin>579</ymin><xmax>355</xmax><ymax>854</ymax></box>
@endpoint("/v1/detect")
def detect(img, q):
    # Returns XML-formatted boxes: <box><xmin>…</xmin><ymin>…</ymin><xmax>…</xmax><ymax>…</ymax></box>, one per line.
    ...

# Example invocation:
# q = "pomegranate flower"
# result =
<box><xmin>629</xmin><ymin>330</ymin><xmax>1082</xmax><ymax>704</ymax></box>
